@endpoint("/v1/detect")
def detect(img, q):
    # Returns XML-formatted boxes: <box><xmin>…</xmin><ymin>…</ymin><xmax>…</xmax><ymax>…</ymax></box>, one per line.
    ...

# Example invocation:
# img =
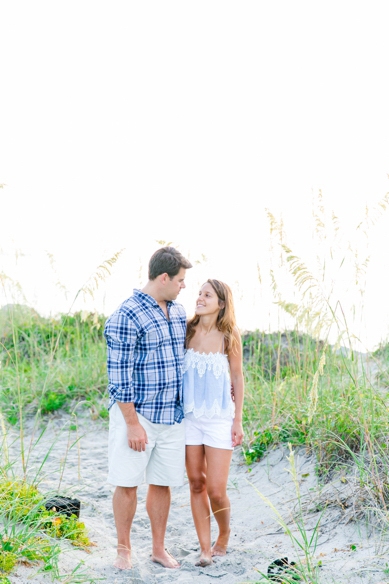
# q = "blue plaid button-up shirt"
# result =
<box><xmin>104</xmin><ymin>289</ymin><xmax>186</xmax><ymax>425</ymax></box>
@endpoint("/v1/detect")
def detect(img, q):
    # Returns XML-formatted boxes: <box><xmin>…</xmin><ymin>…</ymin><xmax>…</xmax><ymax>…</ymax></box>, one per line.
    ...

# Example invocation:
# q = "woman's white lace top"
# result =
<box><xmin>182</xmin><ymin>348</ymin><xmax>235</xmax><ymax>419</ymax></box>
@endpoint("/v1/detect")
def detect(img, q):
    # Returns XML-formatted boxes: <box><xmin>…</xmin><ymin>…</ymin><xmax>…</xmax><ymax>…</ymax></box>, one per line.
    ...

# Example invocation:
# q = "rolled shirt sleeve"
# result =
<box><xmin>104</xmin><ymin>310</ymin><xmax>138</xmax><ymax>406</ymax></box>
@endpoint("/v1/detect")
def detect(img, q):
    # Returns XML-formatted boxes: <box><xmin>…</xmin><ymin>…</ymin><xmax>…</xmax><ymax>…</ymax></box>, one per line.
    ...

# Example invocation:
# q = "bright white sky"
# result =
<box><xmin>1</xmin><ymin>1</ymin><xmax>389</xmax><ymax>350</ymax></box>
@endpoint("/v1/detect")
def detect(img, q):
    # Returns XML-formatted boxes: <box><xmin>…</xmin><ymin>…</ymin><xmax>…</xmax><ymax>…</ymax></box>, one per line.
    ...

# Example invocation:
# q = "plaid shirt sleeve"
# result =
<box><xmin>104</xmin><ymin>310</ymin><xmax>139</xmax><ymax>404</ymax></box>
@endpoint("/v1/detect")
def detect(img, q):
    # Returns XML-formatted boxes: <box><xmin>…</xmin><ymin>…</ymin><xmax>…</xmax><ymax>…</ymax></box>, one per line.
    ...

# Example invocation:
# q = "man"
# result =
<box><xmin>104</xmin><ymin>246</ymin><xmax>192</xmax><ymax>570</ymax></box>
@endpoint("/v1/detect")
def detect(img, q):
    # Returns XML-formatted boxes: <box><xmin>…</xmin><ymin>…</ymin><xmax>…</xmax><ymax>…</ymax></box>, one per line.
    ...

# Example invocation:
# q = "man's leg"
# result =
<box><xmin>145</xmin><ymin>420</ymin><xmax>185</xmax><ymax>568</ymax></box>
<box><xmin>112</xmin><ymin>485</ymin><xmax>137</xmax><ymax>569</ymax></box>
<box><xmin>146</xmin><ymin>484</ymin><xmax>180</xmax><ymax>568</ymax></box>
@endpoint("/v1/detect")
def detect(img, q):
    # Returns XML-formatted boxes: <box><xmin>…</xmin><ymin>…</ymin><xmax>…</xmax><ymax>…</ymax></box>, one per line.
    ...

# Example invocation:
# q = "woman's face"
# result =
<box><xmin>195</xmin><ymin>283</ymin><xmax>222</xmax><ymax>317</ymax></box>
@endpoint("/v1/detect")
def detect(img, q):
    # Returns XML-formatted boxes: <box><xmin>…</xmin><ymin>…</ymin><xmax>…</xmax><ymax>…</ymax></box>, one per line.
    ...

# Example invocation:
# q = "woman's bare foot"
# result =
<box><xmin>211</xmin><ymin>543</ymin><xmax>227</xmax><ymax>556</ymax></box>
<box><xmin>195</xmin><ymin>550</ymin><xmax>213</xmax><ymax>566</ymax></box>
<box><xmin>151</xmin><ymin>549</ymin><xmax>180</xmax><ymax>569</ymax></box>
<box><xmin>211</xmin><ymin>531</ymin><xmax>230</xmax><ymax>556</ymax></box>
<box><xmin>114</xmin><ymin>550</ymin><xmax>132</xmax><ymax>570</ymax></box>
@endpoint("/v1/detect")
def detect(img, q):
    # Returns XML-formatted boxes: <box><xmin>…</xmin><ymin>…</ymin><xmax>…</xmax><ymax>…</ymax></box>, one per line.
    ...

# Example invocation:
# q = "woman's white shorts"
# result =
<box><xmin>184</xmin><ymin>412</ymin><xmax>234</xmax><ymax>450</ymax></box>
<box><xmin>107</xmin><ymin>403</ymin><xmax>185</xmax><ymax>487</ymax></box>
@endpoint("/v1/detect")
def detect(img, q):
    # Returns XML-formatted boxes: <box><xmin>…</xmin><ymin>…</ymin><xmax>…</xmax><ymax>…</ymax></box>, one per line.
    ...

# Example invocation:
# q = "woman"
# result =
<box><xmin>183</xmin><ymin>279</ymin><xmax>244</xmax><ymax>567</ymax></box>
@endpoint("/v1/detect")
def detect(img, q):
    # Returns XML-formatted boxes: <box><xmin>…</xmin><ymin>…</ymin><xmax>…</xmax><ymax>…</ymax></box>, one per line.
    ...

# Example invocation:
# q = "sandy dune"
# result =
<box><xmin>4</xmin><ymin>413</ymin><xmax>389</xmax><ymax>584</ymax></box>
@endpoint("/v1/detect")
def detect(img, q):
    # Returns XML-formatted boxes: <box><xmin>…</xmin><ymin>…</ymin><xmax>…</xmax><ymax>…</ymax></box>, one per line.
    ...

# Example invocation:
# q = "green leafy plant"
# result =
<box><xmin>0</xmin><ymin>478</ymin><xmax>91</xmax><ymax>549</ymax></box>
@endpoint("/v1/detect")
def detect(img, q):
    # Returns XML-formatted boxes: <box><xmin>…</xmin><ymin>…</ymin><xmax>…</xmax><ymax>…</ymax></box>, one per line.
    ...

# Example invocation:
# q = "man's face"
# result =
<box><xmin>164</xmin><ymin>267</ymin><xmax>186</xmax><ymax>301</ymax></box>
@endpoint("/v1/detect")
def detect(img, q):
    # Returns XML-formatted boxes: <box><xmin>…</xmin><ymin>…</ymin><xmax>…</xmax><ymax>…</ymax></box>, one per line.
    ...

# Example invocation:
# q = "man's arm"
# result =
<box><xmin>105</xmin><ymin>310</ymin><xmax>148</xmax><ymax>451</ymax></box>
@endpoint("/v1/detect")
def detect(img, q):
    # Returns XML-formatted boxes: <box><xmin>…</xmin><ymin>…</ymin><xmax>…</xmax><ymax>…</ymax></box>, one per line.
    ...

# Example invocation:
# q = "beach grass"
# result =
<box><xmin>0</xmin><ymin>309</ymin><xmax>108</xmax><ymax>425</ymax></box>
<box><xmin>243</xmin><ymin>329</ymin><xmax>389</xmax><ymax>517</ymax></box>
<box><xmin>0</xmin><ymin>308</ymin><xmax>104</xmax><ymax>581</ymax></box>
<box><xmin>241</xmin><ymin>333</ymin><xmax>389</xmax><ymax>583</ymax></box>
<box><xmin>2</xmin><ymin>309</ymin><xmax>389</xmax><ymax>513</ymax></box>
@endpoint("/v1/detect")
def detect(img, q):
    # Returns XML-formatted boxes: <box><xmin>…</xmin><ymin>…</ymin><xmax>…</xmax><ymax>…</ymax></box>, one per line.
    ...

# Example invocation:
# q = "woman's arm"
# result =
<box><xmin>229</xmin><ymin>327</ymin><xmax>244</xmax><ymax>447</ymax></box>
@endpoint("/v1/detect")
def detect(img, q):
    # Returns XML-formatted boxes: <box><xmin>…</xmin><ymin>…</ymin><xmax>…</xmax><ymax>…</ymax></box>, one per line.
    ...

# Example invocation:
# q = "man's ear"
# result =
<box><xmin>160</xmin><ymin>272</ymin><xmax>169</xmax><ymax>285</ymax></box>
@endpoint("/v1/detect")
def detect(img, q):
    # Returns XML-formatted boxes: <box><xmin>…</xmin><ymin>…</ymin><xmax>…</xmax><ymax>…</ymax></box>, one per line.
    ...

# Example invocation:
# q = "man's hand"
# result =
<box><xmin>116</xmin><ymin>402</ymin><xmax>148</xmax><ymax>451</ymax></box>
<box><xmin>127</xmin><ymin>422</ymin><xmax>148</xmax><ymax>452</ymax></box>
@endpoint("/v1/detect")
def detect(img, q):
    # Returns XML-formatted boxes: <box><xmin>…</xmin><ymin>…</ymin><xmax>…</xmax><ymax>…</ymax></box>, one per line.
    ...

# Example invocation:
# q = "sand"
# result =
<box><xmin>4</xmin><ymin>411</ymin><xmax>389</xmax><ymax>584</ymax></box>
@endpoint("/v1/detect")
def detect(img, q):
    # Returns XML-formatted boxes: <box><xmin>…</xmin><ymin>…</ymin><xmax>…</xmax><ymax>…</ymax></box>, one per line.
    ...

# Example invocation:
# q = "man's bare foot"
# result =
<box><xmin>195</xmin><ymin>550</ymin><xmax>213</xmax><ymax>566</ymax></box>
<box><xmin>151</xmin><ymin>549</ymin><xmax>180</xmax><ymax>569</ymax></box>
<box><xmin>211</xmin><ymin>532</ymin><xmax>230</xmax><ymax>557</ymax></box>
<box><xmin>114</xmin><ymin>551</ymin><xmax>132</xmax><ymax>570</ymax></box>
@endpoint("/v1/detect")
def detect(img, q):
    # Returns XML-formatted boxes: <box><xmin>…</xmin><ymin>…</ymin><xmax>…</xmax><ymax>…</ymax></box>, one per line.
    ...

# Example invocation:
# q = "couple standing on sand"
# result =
<box><xmin>104</xmin><ymin>246</ymin><xmax>244</xmax><ymax>570</ymax></box>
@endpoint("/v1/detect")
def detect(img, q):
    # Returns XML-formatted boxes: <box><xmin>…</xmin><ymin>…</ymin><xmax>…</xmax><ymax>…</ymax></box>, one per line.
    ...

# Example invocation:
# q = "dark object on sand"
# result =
<box><xmin>267</xmin><ymin>557</ymin><xmax>299</xmax><ymax>582</ymax></box>
<box><xmin>44</xmin><ymin>496</ymin><xmax>81</xmax><ymax>518</ymax></box>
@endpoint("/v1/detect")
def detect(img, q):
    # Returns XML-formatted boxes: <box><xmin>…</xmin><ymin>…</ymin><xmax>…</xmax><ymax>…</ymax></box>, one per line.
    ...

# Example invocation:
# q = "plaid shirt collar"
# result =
<box><xmin>133</xmin><ymin>288</ymin><xmax>173</xmax><ymax>310</ymax></box>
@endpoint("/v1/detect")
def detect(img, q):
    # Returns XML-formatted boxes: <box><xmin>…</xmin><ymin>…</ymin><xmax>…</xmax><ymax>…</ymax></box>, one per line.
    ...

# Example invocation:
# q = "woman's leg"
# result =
<box><xmin>204</xmin><ymin>446</ymin><xmax>233</xmax><ymax>556</ymax></box>
<box><xmin>186</xmin><ymin>445</ymin><xmax>212</xmax><ymax>565</ymax></box>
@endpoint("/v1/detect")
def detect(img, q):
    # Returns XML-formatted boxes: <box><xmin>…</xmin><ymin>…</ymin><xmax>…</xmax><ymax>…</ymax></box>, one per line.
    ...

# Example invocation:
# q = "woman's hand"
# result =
<box><xmin>231</xmin><ymin>419</ymin><xmax>244</xmax><ymax>447</ymax></box>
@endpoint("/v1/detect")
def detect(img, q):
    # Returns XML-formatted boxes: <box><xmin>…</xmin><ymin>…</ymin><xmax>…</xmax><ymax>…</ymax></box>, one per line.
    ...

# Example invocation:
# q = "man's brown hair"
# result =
<box><xmin>149</xmin><ymin>246</ymin><xmax>192</xmax><ymax>280</ymax></box>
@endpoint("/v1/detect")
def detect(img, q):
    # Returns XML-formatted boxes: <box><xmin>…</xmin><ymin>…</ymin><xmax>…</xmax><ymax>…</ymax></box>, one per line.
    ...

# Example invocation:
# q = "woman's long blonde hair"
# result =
<box><xmin>186</xmin><ymin>279</ymin><xmax>238</xmax><ymax>354</ymax></box>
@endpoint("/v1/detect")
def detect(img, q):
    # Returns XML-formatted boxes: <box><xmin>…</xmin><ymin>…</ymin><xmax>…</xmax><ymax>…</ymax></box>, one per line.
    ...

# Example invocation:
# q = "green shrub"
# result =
<box><xmin>0</xmin><ymin>478</ymin><xmax>91</xmax><ymax>550</ymax></box>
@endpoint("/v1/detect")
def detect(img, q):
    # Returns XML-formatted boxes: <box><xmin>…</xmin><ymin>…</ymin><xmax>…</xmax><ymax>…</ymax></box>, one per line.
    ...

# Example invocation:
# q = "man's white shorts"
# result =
<box><xmin>107</xmin><ymin>403</ymin><xmax>185</xmax><ymax>487</ymax></box>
